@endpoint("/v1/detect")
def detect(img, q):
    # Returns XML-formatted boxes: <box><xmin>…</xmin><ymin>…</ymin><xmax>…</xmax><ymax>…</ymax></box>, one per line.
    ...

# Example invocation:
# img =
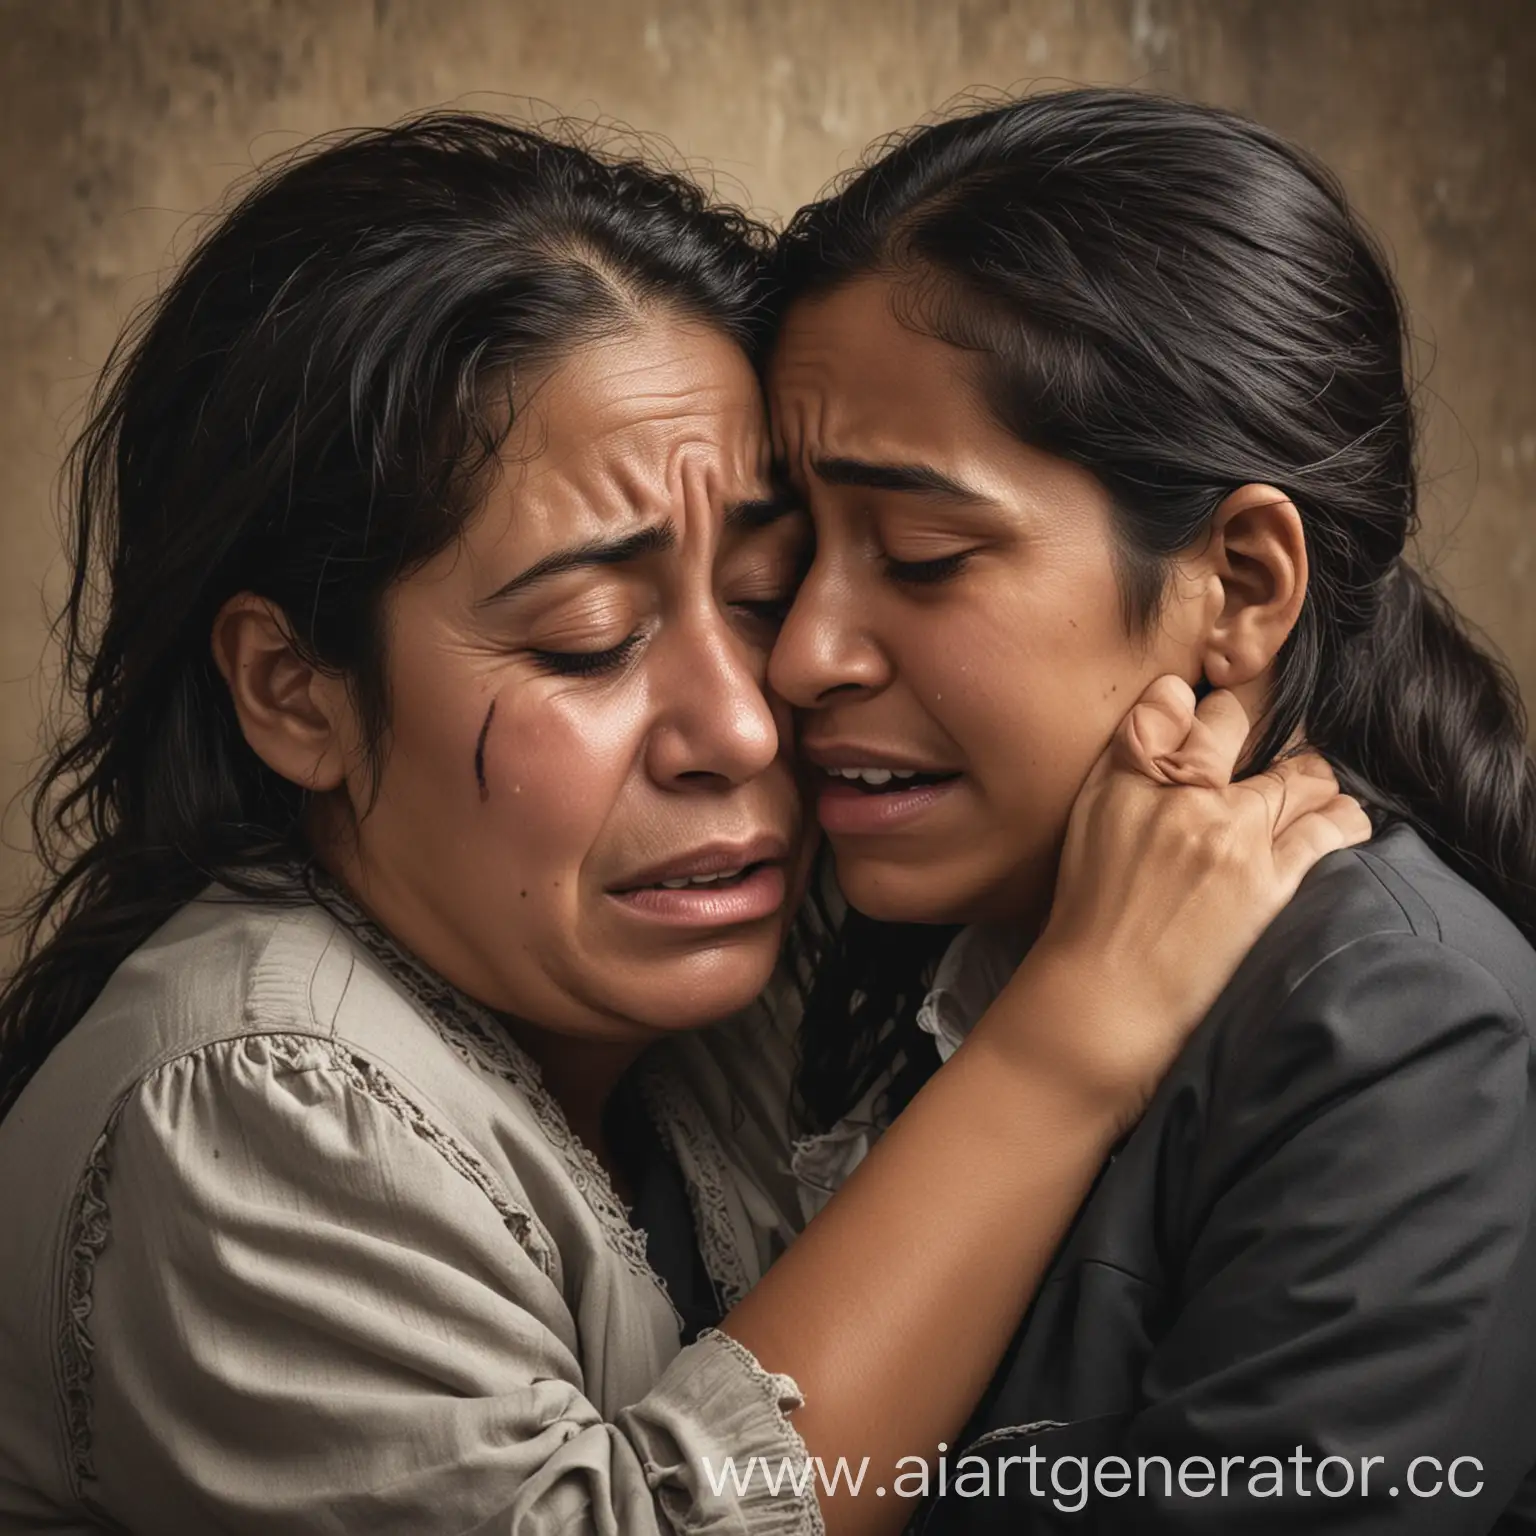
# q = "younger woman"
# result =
<box><xmin>769</xmin><ymin>87</ymin><xmax>1536</xmax><ymax>1532</ymax></box>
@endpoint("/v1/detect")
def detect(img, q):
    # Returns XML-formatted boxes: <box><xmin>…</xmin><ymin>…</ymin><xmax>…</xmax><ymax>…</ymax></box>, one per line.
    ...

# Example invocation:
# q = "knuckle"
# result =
<box><xmin>1170</xmin><ymin>809</ymin><xmax>1235</xmax><ymax>868</ymax></box>
<box><xmin>1144</xmin><ymin>673</ymin><xmax>1197</xmax><ymax>711</ymax></box>
<box><xmin>1118</xmin><ymin>705</ymin><xmax>1158</xmax><ymax>755</ymax></box>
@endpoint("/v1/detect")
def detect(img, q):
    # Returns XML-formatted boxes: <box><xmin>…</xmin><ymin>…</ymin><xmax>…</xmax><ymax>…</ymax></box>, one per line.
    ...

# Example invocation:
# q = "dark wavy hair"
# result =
<box><xmin>778</xmin><ymin>88</ymin><xmax>1536</xmax><ymax>1133</ymax></box>
<box><xmin>0</xmin><ymin>112</ymin><xmax>774</xmax><ymax>1119</ymax></box>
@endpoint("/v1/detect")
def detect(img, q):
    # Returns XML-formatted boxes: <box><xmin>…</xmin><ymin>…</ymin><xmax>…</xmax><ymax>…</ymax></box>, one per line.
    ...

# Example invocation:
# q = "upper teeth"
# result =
<box><xmin>829</xmin><ymin>767</ymin><xmax>918</xmax><ymax>785</ymax></box>
<box><xmin>659</xmin><ymin>868</ymin><xmax>744</xmax><ymax>889</ymax></box>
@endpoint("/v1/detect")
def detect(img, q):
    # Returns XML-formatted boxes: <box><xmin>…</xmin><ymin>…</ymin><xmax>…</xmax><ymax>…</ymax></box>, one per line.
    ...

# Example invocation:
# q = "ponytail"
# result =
<box><xmin>1313</xmin><ymin>559</ymin><xmax>1536</xmax><ymax>942</ymax></box>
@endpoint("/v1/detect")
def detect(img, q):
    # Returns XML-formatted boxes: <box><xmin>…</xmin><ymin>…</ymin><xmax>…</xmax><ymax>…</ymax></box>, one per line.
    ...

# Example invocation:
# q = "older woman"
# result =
<box><xmin>0</xmin><ymin>115</ymin><xmax>1362</xmax><ymax>1536</ymax></box>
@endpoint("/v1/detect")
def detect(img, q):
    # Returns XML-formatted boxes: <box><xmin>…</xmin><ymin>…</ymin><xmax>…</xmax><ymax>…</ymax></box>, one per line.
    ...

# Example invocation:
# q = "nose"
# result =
<box><xmin>768</xmin><ymin>547</ymin><xmax>891</xmax><ymax>710</ymax></box>
<box><xmin>645</xmin><ymin>612</ymin><xmax>782</xmax><ymax>789</ymax></box>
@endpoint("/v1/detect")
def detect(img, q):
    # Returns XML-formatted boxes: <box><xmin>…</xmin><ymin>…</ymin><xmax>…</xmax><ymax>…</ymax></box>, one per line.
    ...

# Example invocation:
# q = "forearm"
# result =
<box><xmin>721</xmin><ymin>953</ymin><xmax>1131</xmax><ymax>1536</ymax></box>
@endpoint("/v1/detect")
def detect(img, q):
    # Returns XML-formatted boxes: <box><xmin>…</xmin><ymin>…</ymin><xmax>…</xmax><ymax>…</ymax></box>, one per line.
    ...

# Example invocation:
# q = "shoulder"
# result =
<box><xmin>1189</xmin><ymin>825</ymin><xmax>1536</xmax><ymax>1139</ymax></box>
<box><xmin>1350</xmin><ymin>823</ymin><xmax>1536</xmax><ymax>1027</ymax></box>
<box><xmin>0</xmin><ymin>889</ymin><xmax>544</xmax><ymax>1284</ymax></box>
<box><xmin>17</xmin><ymin>885</ymin><xmax>506</xmax><ymax>1129</ymax></box>
<box><xmin>1219</xmin><ymin>822</ymin><xmax>1536</xmax><ymax>1042</ymax></box>
<box><xmin>0</xmin><ymin>890</ymin><xmax>338</xmax><ymax>1151</ymax></box>
<box><xmin>1128</xmin><ymin>827</ymin><xmax>1536</xmax><ymax>1266</ymax></box>
<box><xmin>0</xmin><ymin>893</ymin><xmax>573</xmax><ymax>1507</ymax></box>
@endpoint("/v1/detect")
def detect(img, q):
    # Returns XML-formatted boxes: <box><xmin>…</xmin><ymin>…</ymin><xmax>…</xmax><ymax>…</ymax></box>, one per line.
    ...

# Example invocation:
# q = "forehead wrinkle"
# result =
<box><xmin>774</xmin><ymin>282</ymin><xmax>953</xmax><ymax>471</ymax></box>
<box><xmin>577</xmin><ymin>393</ymin><xmax>731</xmax><ymax>467</ymax></box>
<box><xmin>771</xmin><ymin>372</ymin><xmax>833</xmax><ymax>487</ymax></box>
<box><xmin>580</xmin><ymin>340</ymin><xmax>739</xmax><ymax>412</ymax></box>
<box><xmin>588</xmin><ymin>371</ymin><xmax>750</xmax><ymax>448</ymax></box>
<box><xmin>517</xmin><ymin>400</ymin><xmax>753</xmax><ymax>533</ymax></box>
<box><xmin>541</xmin><ymin>332</ymin><xmax>747</xmax><ymax>460</ymax></box>
<box><xmin>775</xmin><ymin>342</ymin><xmax>1003</xmax><ymax>501</ymax></box>
<box><xmin>510</xmin><ymin>332</ymin><xmax>767</xmax><ymax>551</ymax></box>
<box><xmin>770</xmin><ymin>334</ymin><xmax>841</xmax><ymax>471</ymax></box>
<box><xmin>670</xmin><ymin>431</ymin><xmax>766</xmax><ymax>550</ymax></box>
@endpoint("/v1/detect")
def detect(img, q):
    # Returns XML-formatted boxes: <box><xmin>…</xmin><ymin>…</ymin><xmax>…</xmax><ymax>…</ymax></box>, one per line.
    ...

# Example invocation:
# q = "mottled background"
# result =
<box><xmin>2</xmin><ymin>0</ymin><xmax>1533</xmax><ymax>950</ymax></box>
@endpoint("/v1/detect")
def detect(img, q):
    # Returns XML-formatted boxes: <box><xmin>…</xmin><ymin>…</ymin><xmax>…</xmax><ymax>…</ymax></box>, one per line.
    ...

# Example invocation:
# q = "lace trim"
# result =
<box><xmin>638</xmin><ymin>1064</ymin><xmax>753</xmax><ymax>1310</ymax></box>
<box><xmin>695</xmin><ymin>1326</ymin><xmax>806</xmax><ymax>1412</ymax></box>
<box><xmin>694</xmin><ymin>1329</ymin><xmax>826</xmax><ymax>1536</ymax></box>
<box><xmin>307</xmin><ymin>877</ymin><xmax>662</xmax><ymax>1297</ymax></box>
<box><xmin>261</xmin><ymin>1034</ymin><xmax>557</xmax><ymax>1280</ymax></box>
<box><xmin>59</xmin><ymin>1102</ymin><xmax>126</xmax><ymax>1489</ymax></box>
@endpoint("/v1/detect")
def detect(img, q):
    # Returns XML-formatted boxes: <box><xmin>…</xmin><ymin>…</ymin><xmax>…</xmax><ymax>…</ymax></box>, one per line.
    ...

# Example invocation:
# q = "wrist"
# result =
<box><xmin>965</xmin><ymin>940</ymin><xmax>1167</xmax><ymax>1137</ymax></box>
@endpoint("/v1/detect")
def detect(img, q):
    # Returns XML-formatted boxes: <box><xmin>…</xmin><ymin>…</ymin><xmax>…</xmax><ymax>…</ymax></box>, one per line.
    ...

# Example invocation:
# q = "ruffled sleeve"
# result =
<box><xmin>76</xmin><ymin>1033</ymin><xmax>823</xmax><ymax>1535</ymax></box>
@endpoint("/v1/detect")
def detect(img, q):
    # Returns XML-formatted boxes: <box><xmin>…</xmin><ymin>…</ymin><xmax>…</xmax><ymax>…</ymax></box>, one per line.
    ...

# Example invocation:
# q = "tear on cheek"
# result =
<box><xmin>474</xmin><ymin>699</ymin><xmax>497</xmax><ymax>803</ymax></box>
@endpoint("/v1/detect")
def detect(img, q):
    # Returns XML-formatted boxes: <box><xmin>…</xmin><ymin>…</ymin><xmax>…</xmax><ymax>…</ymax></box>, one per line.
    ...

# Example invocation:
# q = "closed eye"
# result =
<box><xmin>528</xmin><ymin>633</ymin><xmax>644</xmax><ymax>677</ymax></box>
<box><xmin>732</xmin><ymin>596</ymin><xmax>794</xmax><ymax>626</ymax></box>
<box><xmin>882</xmin><ymin>550</ymin><xmax>974</xmax><ymax>585</ymax></box>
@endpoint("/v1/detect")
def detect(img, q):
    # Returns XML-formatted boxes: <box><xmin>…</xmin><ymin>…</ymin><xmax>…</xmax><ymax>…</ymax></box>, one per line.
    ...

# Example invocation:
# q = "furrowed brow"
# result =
<box><xmin>478</xmin><ymin>522</ymin><xmax>677</xmax><ymax>604</ymax></box>
<box><xmin>811</xmin><ymin>455</ymin><xmax>993</xmax><ymax>505</ymax></box>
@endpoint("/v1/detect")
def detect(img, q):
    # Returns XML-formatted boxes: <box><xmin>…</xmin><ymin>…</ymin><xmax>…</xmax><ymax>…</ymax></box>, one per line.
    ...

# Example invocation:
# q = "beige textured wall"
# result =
<box><xmin>2</xmin><ymin>0</ymin><xmax>1533</xmax><ymax>948</ymax></box>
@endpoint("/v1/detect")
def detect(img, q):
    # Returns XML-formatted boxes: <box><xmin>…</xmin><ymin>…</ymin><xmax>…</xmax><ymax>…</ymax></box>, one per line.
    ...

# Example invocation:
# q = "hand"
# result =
<box><xmin>978</xmin><ymin>676</ymin><xmax>1372</xmax><ymax>1127</ymax></box>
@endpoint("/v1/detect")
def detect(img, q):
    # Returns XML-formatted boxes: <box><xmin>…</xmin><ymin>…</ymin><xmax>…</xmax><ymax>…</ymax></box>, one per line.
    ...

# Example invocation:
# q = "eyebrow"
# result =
<box><xmin>477</xmin><ymin>489</ymin><xmax>800</xmax><ymax>606</ymax></box>
<box><xmin>478</xmin><ymin>522</ymin><xmax>677</xmax><ymax>605</ymax></box>
<box><xmin>725</xmin><ymin>488</ymin><xmax>805</xmax><ymax>532</ymax></box>
<box><xmin>810</xmin><ymin>455</ymin><xmax>995</xmax><ymax>506</ymax></box>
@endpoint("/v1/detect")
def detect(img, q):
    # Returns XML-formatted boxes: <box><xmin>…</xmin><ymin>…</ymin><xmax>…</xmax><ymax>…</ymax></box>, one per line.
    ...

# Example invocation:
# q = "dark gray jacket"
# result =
<box><xmin>920</xmin><ymin>824</ymin><xmax>1536</xmax><ymax>1534</ymax></box>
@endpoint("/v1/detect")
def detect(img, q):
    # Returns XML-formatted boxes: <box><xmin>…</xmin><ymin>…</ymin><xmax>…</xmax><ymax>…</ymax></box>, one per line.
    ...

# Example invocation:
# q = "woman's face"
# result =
<box><xmin>331</xmin><ymin>319</ymin><xmax>811</xmax><ymax>1043</ymax></box>
<box><xmin>768</xmin><ymin>276</ymin><xmax>1210</xmax><ymax>930</ymax></box>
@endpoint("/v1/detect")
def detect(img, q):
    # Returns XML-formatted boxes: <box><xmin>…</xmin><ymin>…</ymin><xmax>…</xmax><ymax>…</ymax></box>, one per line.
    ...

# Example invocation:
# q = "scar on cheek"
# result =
<box><xmin>474</xmin><ymin>699</ymin><xmax>497</xmax><ymax>803</ymax></box>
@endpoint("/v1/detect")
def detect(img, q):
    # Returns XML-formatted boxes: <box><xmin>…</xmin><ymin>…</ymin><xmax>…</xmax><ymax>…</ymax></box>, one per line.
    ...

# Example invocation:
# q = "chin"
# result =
<box><xmin>838</xmin><ymin>812</ymin><xmax>1065</xmax><ymax>927</ymax></box>
<box><xmin>834</xmin><ymin>840</ymin><xmax>1046</xmax><ymax>928</ymax></box>
<box><xmin>624</xmin><ymin>945</ymin><xmax>783</xmax><ymax>1032</ymax></box>
<box><xmin>834</xmin><ymin>855</ymin><xmax>975</xmax><ymax>927</ymax></box>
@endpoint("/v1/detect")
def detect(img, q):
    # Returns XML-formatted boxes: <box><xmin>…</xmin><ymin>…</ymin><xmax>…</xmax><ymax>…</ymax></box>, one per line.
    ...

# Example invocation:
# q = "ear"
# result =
<box><xmin>1198</xmin><ymin>484</ymin><xmax>1308</xmax><ymax>692</ymax></box>
<box><xmin>210</xmin><ymin>594</ymin><xmax>353</xmax><ymax>792</ymax></box>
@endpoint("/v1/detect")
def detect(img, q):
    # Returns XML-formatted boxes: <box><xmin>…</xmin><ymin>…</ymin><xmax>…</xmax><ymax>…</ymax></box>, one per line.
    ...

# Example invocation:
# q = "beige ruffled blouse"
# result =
<box><xmin>0</xmin><ymin>883</ymin><xmax>823</xmax><ymax>1535</ymax></box>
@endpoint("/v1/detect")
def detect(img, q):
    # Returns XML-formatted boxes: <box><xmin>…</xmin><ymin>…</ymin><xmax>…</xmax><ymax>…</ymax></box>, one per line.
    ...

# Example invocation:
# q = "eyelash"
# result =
<box><xmin>882</xmin><ymin>550</ymin><xmax>974</xmax><ymax>585</ymax></box>
<box><xmin>528</xmin><ymin>633</ymin><xmax>644</xmax><ymax>677</ymax></box>
<box><xmin>733</xmin><ymin>596</ymin><xmax>794</xmax><ymax>626</ymax></box>
<box><xmin>526</xmin><ymin>595</ymin><xmax>789</xmax><ymax>676</ymax></box>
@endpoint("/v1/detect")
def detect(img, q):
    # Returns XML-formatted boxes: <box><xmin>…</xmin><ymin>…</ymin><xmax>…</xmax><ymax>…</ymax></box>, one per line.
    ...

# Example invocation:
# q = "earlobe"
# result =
<box><xmin>210</xmin><ymin>595</ymin><xmax>351</xmax><ymax>792</ymax></box>
<box><xmin>1200</xmin><ymin>484</ymin><xmax>1308</xmax><ymax>690</ymax></box>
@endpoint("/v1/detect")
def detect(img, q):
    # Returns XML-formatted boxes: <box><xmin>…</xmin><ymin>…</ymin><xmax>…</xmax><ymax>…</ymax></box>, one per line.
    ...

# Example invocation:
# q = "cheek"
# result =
<box><xmin>924</xmin><ymin>583</ymin><xmax>1158</xmax><ymax>781</ymax></box>
<box><xmin>474</xmin><ymin>687</ymin><xmax>642</xmax><ymax>877</ymax></box>
<box><xmin>372</xmin><ymin>655</ymin><xmax>642</xmax><ymax>895</ymax></box>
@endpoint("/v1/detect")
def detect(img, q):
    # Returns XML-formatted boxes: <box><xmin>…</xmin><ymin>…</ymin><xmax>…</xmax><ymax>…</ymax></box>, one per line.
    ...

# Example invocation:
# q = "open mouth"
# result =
<box><xmin>821</xmin><ymin>767</ymin><xmax>961</xmax><ymax>794</ymax></box>
<box><xmin>608</xmin><ymin>842</ymin><xmax>789</xmax><ymax>926</ymax></box>
<box><xmin>813</xmin><ymin>764</ymin><xmax>962</xmax><ymax>834</ymax></box>
<box><xmin>625</xmin><ymin>860</ymin><xmax>767</xmax><ymax>893</ymax></box>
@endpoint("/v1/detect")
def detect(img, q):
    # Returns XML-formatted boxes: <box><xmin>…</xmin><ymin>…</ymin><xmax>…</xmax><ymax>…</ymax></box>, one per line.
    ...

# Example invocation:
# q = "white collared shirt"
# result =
<box><xmin>789</xmin><ymin>922</ymin><xmax>1030</xmax><ymax>1220</ymax></box>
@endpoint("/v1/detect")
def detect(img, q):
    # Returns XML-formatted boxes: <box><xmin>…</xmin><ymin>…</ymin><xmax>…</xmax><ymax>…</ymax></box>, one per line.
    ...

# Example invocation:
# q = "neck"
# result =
<box><xmin>503</xmin><ymin>1021</ymin><xmax>650</xmax><ymax>1188</ymax></box>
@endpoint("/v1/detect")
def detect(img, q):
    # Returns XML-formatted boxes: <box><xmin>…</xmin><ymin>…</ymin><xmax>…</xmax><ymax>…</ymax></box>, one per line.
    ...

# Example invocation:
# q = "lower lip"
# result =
<box><xmin>815</xmin><ymin>776</ymin><xmax>961</xmax><ymax>834</ymax></box>
<box><xmin>609</xmin><ymin>863</ymin><xmax>787</xmax><ymax>926</ymax></box>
